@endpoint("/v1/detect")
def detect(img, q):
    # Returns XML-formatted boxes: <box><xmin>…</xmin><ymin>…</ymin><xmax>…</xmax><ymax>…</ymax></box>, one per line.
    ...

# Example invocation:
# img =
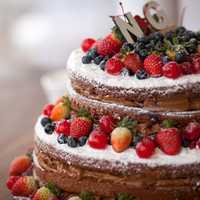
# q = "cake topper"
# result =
<box><xmin>112</xmin><ymin>1</ymin><xmax>172</xmax><ymax>43</ymax></box>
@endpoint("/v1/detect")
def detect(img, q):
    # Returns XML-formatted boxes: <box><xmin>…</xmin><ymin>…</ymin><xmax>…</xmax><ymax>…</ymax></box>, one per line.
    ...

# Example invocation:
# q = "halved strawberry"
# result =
<box><xmin>144</xmin><ymin>54</ymin><xmax>163</xmax><ymax>77</ymax></box>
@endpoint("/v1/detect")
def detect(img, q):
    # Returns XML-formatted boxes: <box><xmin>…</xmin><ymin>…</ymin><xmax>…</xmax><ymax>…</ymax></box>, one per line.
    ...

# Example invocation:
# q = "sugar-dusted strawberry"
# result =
<box><xmin>192</xmin><ymin>55</ymin><xmax>200</xmax><ymax>73</ymax></box>
<box><xmin>81</xmin><ymin>38</ymin><xmax>96</xmax><ymax>52</ymax></box>
<box><xmin>11</xmin><ymin>176</ymin><xmax>38</xmax><ymax>197</ymax></box>
<box><xmin>111</xmin><ymin>118</ymin><xmax>133</xmax><ymax>153</ymax></box>
<box><xmin>144</xmin><ymin>54</ymin><xmax>163</xmax><ymax>77</ymax></box>
<box><xmin>55</xmin><ymin>119</ymin><xmax>70</xmax><ymax>136</ymax></box>
<box><xmin>50</xmin><ymin>96</ymin><xmax>71</xmax><ymax>121</ymax></box>
<box><xmin>105</xmin><ymin>58</ymin><xmax>124</xmax><ymax>75</ymax></box>
<box><xmin>156</xmin><ymin>128</ymin><xmax>181</xmax><ymax>155</ymax></box>
<box><xmin>6</xmin><ymin>176</ymin><xmax>20</xmax><ymax>190</ymax></box>
<box><xmin>88</xmin><ymin>128</ymin><xmax>108</xmax><ymax>149</ymax></box>
<box><xmin>136</xmin><ymin>137</ymin><xmax>155</xmax><ymax>158</ymax></box>
<box><xmin>162</xmin><ymin>61</ymin><xmax>183</xmax><ymax>79</ymax></box>
<box><xmin>99</xmin><ymin>115</ymin><xmax>115</xmax><ymax>134</ymax></box>
<box><xmin>32</xmin><ymin>186</ymin><xmax>58</xmax><ymax>200</ymax></box>
<box><xmin>184</xmin><ymin>122</ymin><xmax>200</xmax><ymax>141</ymax></box>
<box><xmin>123</xmin><ymin>53</ymin><xmax>142</xmax><ymax>73</ymax></box>
<box><xmin>70</xmin><ymin>109</ymin><xmax>93</xmax><ymax>138</ymax></box>
<box><xmin>42</xmin><ymin>104</ymin><xmax>54</xmax><ymax>117</ymax></box>
<box><xmin>9</xmin><ymin>155</ymin><xmax>32</xmax><ymax>176</ymax></box>
<box><xmin>96</xmin><ymin>30</ymin><xmax>123</xmax><ymax>56</ymax></box>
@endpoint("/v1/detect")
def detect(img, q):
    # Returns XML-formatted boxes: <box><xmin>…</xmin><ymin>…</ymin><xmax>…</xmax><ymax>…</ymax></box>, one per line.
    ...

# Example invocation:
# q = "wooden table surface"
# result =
<box><xmin>0</xmin><ymin>70</ymin><xmax>47</xmax><ymax>199</ymax></box>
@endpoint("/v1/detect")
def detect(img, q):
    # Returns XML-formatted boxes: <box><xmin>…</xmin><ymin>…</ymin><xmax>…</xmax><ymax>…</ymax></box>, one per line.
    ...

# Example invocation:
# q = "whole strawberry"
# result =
<box><xmin>192</xmin><ymin>55</ymin><xmax>200</xmax><ymax>73</ymax></box>
<box><xmin>156</xmin><ymin>128</ymin><xmax>181</xmax><ymax>155</ymax></box>
<box><xmin>6</xmin><ymin>176</ymin><xmax>20</xmax><ymax>190</ymax></box>
<box><xmin>96</xmin><ymin>33</ymin><xmax>122</xmax><ymax>56</ymax></box>
<box><xmin>105</xmin><ymin>58</ymin><xmax>124</xmax><ymax>75</ymax></box>
<box><xmin>32</xmin><ymin>186</ymin><xmax>58</xmax><ymax>200</ymax></box>
<box><xmin>9</xmin><ymin>155</ymin><xmax>32</xmax><ymax>176</ymax></box>
<box><xmin>70</xmin><ymin>109</ymin><xmax>93</xmax><ymax>138</ymax></box>
<box><xmin>162</xmin><ymin>61</ymin><xmax>183</xmax><ymax>79</ymax></box>
<box><xmin>123</xmin><ymin>53</ymin><xmax>142</xmax><ymax>73</ymax></box>
<box><xmin>111</xmin><ymin>118</ymin><xmax>134</xmax><ymax>153</ymax></box>
<box><xmin>42</xmin><ymin>104</ymin><xmax>54</xmax><ymax>117</ymax></box>
<box><xmin>50</xmin><ymin>96</ymin><xmax>71</xmax><ymax>121</ymax></box>
<box><xmin>11</xmin><ymin>176</ymin><xmax>38</xmax><ymax>197</ymax></box>
<box><xmin>81</xmin><ymin>38</ymin><xmax>96</xmax><ymax>52</ymax></box>
<box><xmin>184</xmin><ymin>122</ymin><xmax>200</xmax><ymax>141</ymax></box>
<box><xmin>55</xmin><ymin>119</ymin><xmax>70</xmax><ymax>136</ymax></box>
<box><xmin>99</xmin><ymin>115</ymin><xmax>115</xmax><ymax>134</ymax></box>
<box><xmin>144</xmin><ymin>54</ymin><xmax>163</xmax><ymax>77</ymax></box>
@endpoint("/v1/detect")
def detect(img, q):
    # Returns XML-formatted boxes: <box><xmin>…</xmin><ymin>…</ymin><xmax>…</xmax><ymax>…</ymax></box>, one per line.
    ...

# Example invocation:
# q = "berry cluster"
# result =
<box><xmin>81</xmin><ymin>26</ymin><xmax>200</xmax><ymax>79</ymax></box>
<box><xmin>41</xmin><ymin>96</ymin><xmax>200</xmax><ymax>159</ymax></box>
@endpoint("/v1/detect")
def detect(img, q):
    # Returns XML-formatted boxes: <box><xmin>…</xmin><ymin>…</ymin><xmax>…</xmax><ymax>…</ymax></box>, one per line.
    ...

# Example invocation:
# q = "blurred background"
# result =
<box><xmin>0</xmin><ymin>0</ymin><xmax>200</xmax><ymax>198</ymax></box>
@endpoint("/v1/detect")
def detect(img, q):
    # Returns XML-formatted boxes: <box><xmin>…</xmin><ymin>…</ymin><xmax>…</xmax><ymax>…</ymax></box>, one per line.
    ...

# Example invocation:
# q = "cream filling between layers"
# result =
<box><xmin>35</xmin><ymin>117</ymin><xmax>200</xmax><ymax>168</ymax></box>
<box><xmin>67</xmin><ymin>49</ymin><xmax>200</xmax><ymax>90</ymax></box>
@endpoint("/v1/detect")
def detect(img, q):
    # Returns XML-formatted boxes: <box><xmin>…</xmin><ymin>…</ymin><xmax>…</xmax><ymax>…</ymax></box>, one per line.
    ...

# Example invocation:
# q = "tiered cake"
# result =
<box><xmin>6</xmin><ymin>3</ymin><xmax>200</xmax><ymax>200</ymax></box>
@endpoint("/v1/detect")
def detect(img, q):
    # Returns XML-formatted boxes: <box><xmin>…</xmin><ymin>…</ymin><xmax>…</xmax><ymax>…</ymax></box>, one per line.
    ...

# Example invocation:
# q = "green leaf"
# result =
<box><xmin>80</xmin><ymin>191</ymin><xmax>94</xmax><ymax>200</ymax></box>
<box><xmin>161</xmin><ymin>119</ymin><xmax>177</xmax><ymax>128</ymax></box>
<box><xmin>118</xmin><ymin>117</ymin><xmax>137</xmax><ymax>130</ymax></box>
<box><xmin>46</xmin><ymin>182</ymin><xmax>62</xmax><ymax>197</ymax></box>
<box><xmin>77</xmin><ymin>108</ymin><xmax>92</xmax><ymax>120</ymax></box>
<box><xmin>117</xmin><ymin>193</ymin><xmax>137</xmax><ymax>200</ymax></box>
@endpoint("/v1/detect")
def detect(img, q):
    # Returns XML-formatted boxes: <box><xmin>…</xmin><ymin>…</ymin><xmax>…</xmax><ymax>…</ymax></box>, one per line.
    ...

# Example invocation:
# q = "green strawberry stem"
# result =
<box><xmin>77</xmin><ymin>108</ymin><xmax>92</xmax><ymax>120</ymax></box>
<box><xmin>80</xmin><ymin>191</ymin><xmax>94</xmax><ymax>200</ymax></box>
<box><xmin>118</xmin><ymin>117</ymin><xmax>137</xmax><ymax>130</ymax></box>
<box><xmin>45</xmin><ymin>182</ymin><xmax>62</xmax><ymax>197</ymax></box>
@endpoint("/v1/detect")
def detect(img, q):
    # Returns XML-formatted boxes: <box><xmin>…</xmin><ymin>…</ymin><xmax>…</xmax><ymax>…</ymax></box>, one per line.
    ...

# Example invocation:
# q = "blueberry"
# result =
<box><xmin>175</xmin><ymin>51</ymin><xmax>186</xmax><ymax>63</ymax></box>
<box><xmin>57</xmin><ymin>134</ymin><xmax>68</xmax><ymax>144</ymax></box>
<box><xmin>195</xmin><ymin>31</ymin><xmax>200</xmax><ymax>41</ymax></box>
<box><xmin>44</xmin><ymin>123</ymin><xmax>55</xmax><ymax>134</ymax></box>
<box><xmin>87</xmin><ymin>48</ymin><xmax>98</xmax><ymax>59</ymax></box>
<box><xmin>121</xmin><ymin>42</ymin><xmax>134</xmax><ymax>52</ymax></box>
<box><xmin>78</xmin><ymin>136</ymin><xmax>88</xmax><ymax>146</ymax></box>
<box><xmin>94</xmin><ymin>55</ymin><xmax>104</xmax><ymax>65</ymax></box>
<box><xmin>152</xmin><ymin>32</ymin><xmax>163</xmax><ymax>41</ymax></box>
<box><xmin>121</xmin><ymin>68</ymin><xmax>132</xmax><ymax>76</ymax></box>
<box><xmin>150</xmin><ymin>115</ymin><xmax>159</xmax><ymax>124</ymax></box>
<box><xmin>186</xmin><ymin>46</ymin><xmax>197</xmax><ymax>54</ymax></box>
<box><xmin>132</xmin><ymin>133</ymin><xmax>142</xmax><ymax>147</ymax></box>
<box><xmin>134</xmin><ymin>42</ymin><xmax>145</xmax><ymax>53</ymax></box>
<box><xmin>67</xmin><ymin>136</ymin><xmax>78</xmax><ymax>148</ymax></box>
<box><xmin>138</xmin><ymin>49</ymin><xmax>148</xmax><ymax>60</ymax></box>
<box><xmin>137</xmin><ymin>37</ymin><xmax>148</xmax><ymax>44</ymax></box>
<box><xmin>165</xmin><ymin>31</ymin><xmax>174</xmax><ymax>41</ymax></box>
<box><xmin>176</xmin><ymin>26</ymin><xmax>186</xmax><ymax>35</ymax></box>
<box><xmin>136</xmin><ymin>69</ymin><xmax>149</xmax><ymax>80</ymax></box>
<box><xmin>182</xmin><ymin>138</ymin><xmax>190</xmax><ymax>148</ymax></box>
<box><xmin>41</xmin><ymin>117</ymin><xmax>52</xmax><ymax>127</ymax></box>
<box><xmin>162</xmin><ymin>55</ymin><xmax>170</xmax><ymax>64</ymax></box>
<box><xmin>82</xmin><ymin>55</ymin><xmax>92</xmax><ymax>64</ymax></box>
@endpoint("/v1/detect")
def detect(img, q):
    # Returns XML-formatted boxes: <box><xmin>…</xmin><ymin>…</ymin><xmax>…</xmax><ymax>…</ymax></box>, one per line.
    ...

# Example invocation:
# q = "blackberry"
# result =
<box><xmin>41</xmin><ymin>117</ymin><xmax>52</xmax><ymax>127</ymax></box>
<box><xmin>78</xmin><ymin>136</ymin><xmax>88</xmax><ymax>146</ymax></box>
<box><xmin>175</xmin><ymin>26</ymin><xmax>186</xmax><ymax>35</ymax></box>
<box><xmin>132</xmin><ymin>133</ymin><xmax>142</xmax><ymax>147</ymax></box>
<box><xmin>162</xmin><ymin>55</ymin><xmax>170</xmax><ymax>64</ymax></box>
<box><xmin>94</xmin><ymin>55</ymin><xmax>104</xmax><ymax>65</ymax></box>
<box><xmin>121</xmin><ymin>68</ymin><xmax>132</xmax><ymax>76</ymax></box>
<box><xmin>82</xmin><ymin>55</ymin><xmax>92</xmax><ymax>64</ymax></box>
<box><xmin>134</xmin><ymin>42</ymin><xmax>145</xmax><ymax>53</ymax></box>
<box><xmin>67</xmin><ymin>136</ymin><xmax>78</xmax><ymax>147</ymax></box>
<box><xmin>138</xmin><ymin>49</ymin><xmax>148</xmax><ymax>60</ymax></box>
<box><xmin>44</xmin><ymin>123</ymin><xmax>55</xmax><ymax>134</ymax></box>
<box><xmin>136</xmin><ymin>69</ymin><xmax>149</xmax><ymax>80</ymax></box>
<box><xmin>57</xmin><ymin>134</ymin><xmax>68</xmax><ymax>144</ymax></box>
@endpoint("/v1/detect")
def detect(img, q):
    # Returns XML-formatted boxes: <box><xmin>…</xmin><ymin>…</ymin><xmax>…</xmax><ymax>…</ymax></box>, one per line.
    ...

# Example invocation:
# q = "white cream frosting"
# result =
<box><xmin>67</xmin><ymin>48</ymin><xmax>200</xmax><ymax>89</ymax></box>
<box><xmin>35</xmin><ymin>117</ymin><xmax>200</xmax><ymax>167</ymax></box>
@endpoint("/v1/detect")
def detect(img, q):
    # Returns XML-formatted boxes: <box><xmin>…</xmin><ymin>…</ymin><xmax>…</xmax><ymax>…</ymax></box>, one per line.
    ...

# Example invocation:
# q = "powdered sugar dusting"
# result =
<box><xmin>35</xmin><ymin>117</ymin><xmax>200</xmax><ymax>168</ymax></box>
<box><xmin>67</xmin><ymin>49</ymin><xmax>200</xmax><ymax>90</ymax></box>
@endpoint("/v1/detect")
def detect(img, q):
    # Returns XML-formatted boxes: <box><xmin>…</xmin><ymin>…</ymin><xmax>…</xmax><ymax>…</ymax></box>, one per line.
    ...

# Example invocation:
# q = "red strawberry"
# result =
<box><xmin>134</xmin><ymin>15</ymin><xmax>150</xmax><ymax>34</ymax></box>
<box><xmin>136</xmin><ymin>137</ymin><xmax>155</xmax><ymax>158</ymax></box>
<box><xmin>184</xmin><ymin>122</ymin><xmax>200</xmax><ymax>141</ymax></box>
<box><xmin>9</xmin><ymin>155</ymin><xmax>32</xmax><ymax>176</ymax></box>
<box><xmin>50</xmin><ymin>96</ymin><xmax>71</xmax><ymax>121</ymax></box>
<box><xmin>96</xmin><ymin>34</ymin><xmax>122</xmax><ymax>56</ymax></box>
<box><xmin>181</xmin><ymin>62</ymin><xmax>193</xmax><ymax>75</ymax></box>
<box><xmin>88</xmin><ymin>128</ymin><xmax>108</xmax><ymax>149</ymax></box>
<box><xmin>156</xmin><ymin>128</ymin><xmax>181</xmax><ymax>155</ymax></box>
<box><xmin>11</xmin><ymin>176</ymin><xmax>38</xmax><ymax>197</ymax></box>
<box><xmin>162</xmin><ymin>61</ymin><xmax>183</xmax><ymax>79</ymax></box>
<box><xmin>123</xmin><ymin>53</ymin><xmax>142</xmax><ymax>73</ymax></box>
<box><xmin>105</xmin><ymin>58</ymin><xmax>124</xmax><ymax>75</ymax></box>
<box><xmin>144</xmin><ymin>54</ymin><xmax>163</xmax><ymax>77</ymax></box>
<box><xmin>42</xmin><ymin>104</ymin><xmax>54</xmax><ymax>117</ymax></box>
<box><xmin>55</xmin><ymin>119</ymin><xmax>70</xmax><ymax>136</ymax></box>
<box><xmin>32</xmin><ymin>186</ymin><xmax>57</xmax><ymax>200</ymax></box>
<box><xmin>81</xmin><ymin>38</ymin><xmax>96</xmax><ymax>52</ymax></box>
<box><xmin>6</xmin><ymin>176</ymin><xmax>20</xmax><ymax>190</ymax></box>
<box><xmin>99</xmin><ymin>115</ymin><xmax>115</xmax><ymax>134</ymax></box>
<box><xmin>70</xmin><ymin>117</ymin><xmax>92</xmax><ymax>138</ymax></box>
<box><xmin>192</xmin><ymin>55</ymin><xmax>200</xmax><ymax>73</ymax></box>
